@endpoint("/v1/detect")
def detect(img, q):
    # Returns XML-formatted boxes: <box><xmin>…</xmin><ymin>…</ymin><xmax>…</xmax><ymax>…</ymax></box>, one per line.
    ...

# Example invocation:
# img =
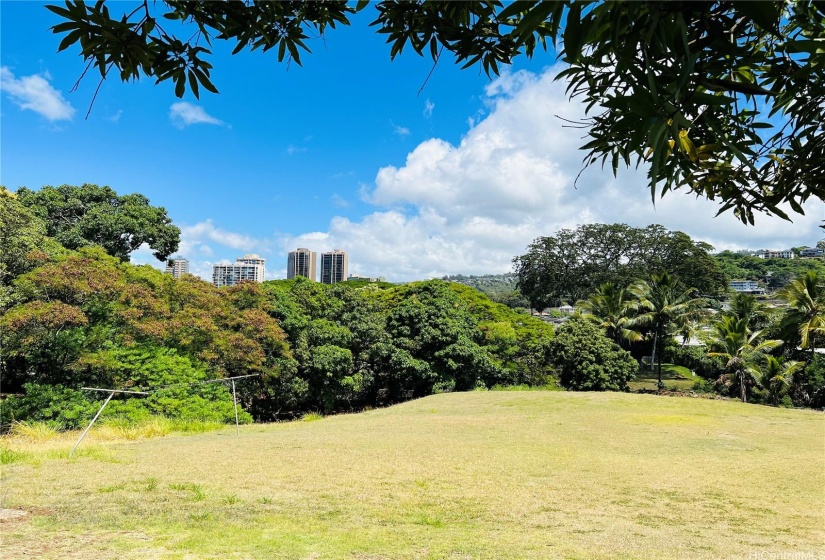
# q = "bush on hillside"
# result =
<box><xmin>2</xmin><ymin>346</ymin><xmax>251</xmax><ymax>429</ymax></box>
<box><xmin>663</xmin><ymin>344</ymin><xmax>726</xmax><ymax>379</ymax></box>
<box><xmin>549</xmin><ymin>317</ymin><xmax>638</xmax><ymax>391</ymax></box>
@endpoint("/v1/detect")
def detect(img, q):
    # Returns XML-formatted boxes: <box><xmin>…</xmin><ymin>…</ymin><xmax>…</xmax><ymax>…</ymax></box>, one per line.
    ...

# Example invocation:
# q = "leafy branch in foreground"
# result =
<box><xmin>46</xmin><ymin>1</ymin><xmax>824</xmax><ymax>222</ymax></box>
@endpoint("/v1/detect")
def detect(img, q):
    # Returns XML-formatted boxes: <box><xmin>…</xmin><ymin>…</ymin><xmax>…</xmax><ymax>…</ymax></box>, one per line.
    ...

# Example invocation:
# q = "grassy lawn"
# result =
<box><xmin>2</xmin><ymin>391</ymin><xmax>823</xmax><ymax>559</ymax></box>
<box><xmin>628</xmin><ymin>363</ymin><xmax>698</xmax><ymax>392</ymax></box>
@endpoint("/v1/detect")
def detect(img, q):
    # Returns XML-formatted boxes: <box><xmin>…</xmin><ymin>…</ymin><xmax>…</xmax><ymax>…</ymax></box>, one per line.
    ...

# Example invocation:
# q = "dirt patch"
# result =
<box><xmin>0</xmin><ymin>508</ymin><xmax>29</xmax><ymax>522</ymax></box>
<box><xmin>0</xmin><ymin>505</ymin><xmax>54</xmax><ymax>523</ymax></box>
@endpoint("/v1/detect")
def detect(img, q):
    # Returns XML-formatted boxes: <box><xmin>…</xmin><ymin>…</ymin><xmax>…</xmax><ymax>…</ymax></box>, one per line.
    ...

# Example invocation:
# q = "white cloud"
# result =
<box><xmin>179</xmin><ymin>220</ymin><xmax>266</xmax><ymax>253</ymax></box>
<box><xmin>391</xmin><ymin>121</ymin><xmax>410</xmax><ymax>136</ymax></box>
<box><xmin>331</xmin><ymin>194</ymin><xmax>350</xmax><ymax>208</ymax></box>
<box><xmin>423</xmin><ymin>99</ymin><xmax>435</xmax><ymax>118</ymax></box>
<box><xmin>109</xmin><ymin>109</ymin><xmax>123</xmax><ymax>123</ymax></box>
<box><xmin>129</xmin><ymin>221</ymin><xmax>271</xmax><ymax>281</ymax></box>
<box><xmin>135</xmin><ymin>67</ymin><xmax>825</xmax><ymax>284</ymax></box>
<box><xmin>274</xmin><ymin>67</ymin><xmax>823</xmax><ymax>281</ymax></box>
<box><xmin>169</xmin><ymin>102</ymin><xmax>224</xmax><ymax>128</ymax></box>
<box><xmin>286</xmin><ymin>144</ymin><xmax>308</xmax><ymax>155</ymax></box>
<box><xmin>0</xmin><ymin>66</ymin><xmax>74</xmax><ymax>121</ymax></box>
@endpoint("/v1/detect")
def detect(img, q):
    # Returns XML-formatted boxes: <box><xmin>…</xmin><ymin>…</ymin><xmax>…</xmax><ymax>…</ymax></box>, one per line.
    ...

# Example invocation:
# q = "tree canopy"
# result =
<box><xmin>46</xmin><ymin>1</ymin><xmax>824</xmax><ymax>222</ymax></box>
<box><xmin>16</xmin><ymin>184</ymin><xmax>180</xmax><ymax>262</ymax></box>
<box><xmin>513</xmin><ymin>223</ymin><xmax>726</xmax><ymax>309</ymax></box>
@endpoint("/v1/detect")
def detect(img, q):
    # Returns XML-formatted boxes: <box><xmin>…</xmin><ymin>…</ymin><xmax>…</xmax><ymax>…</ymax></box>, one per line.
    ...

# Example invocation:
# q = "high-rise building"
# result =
<box><xmin>212</xmin><ymin>254</ymin><xmax>266</xmax><ymax>287</ymax></box>
<box><xmin>165</xmin><ymin>257</ymin><xmax>189</xmax><ymax>278</ymax></box>
<box><xmin>320</xmin><ymin>249</ymin><xmax>348</xmax><ymax>284</ymax></box>
<box><xmin>287</xmin><ymin>248</ymin><xmax>317</xmax><ymax>281</ymax></box>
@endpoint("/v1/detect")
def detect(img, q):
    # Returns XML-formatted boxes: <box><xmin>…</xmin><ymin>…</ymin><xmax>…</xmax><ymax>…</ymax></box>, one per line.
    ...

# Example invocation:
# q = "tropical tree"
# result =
<box><xmin>778</xmin><ymin>272</ymin><xmax>825</xmax><ymax>359</ymax></box>
<box><xmin>631</xmin><ymin>272</ymin><xmax>705</xmax><ymax>390</ymax></box>
<box><xmin>16</xmin><ymin>184</ymin><xmax>180</xmax><ymax>262</ymax></box>
<box><xmin>515</xmin><ymin>224</ymin><xmax>726</xmax><ymax>308</ymax></box>
<box><xmin>759</xmin><ymin>356</ymin><xmax>804</xmax><ymax>406</ymax></box>
<box><xmin>576</xmin><ymin>282</ymin><xmax>641</xmax><ymax>347</ymax></box>
<box><xmin>727</xmin><ymin>292</ymin><xmax>773</xmax><ymax>331</ymax></box>
<box><xmin>46</xmin><ymin>1</ymin><xmax>824</xmax><ymax>221</ymax></box>
<box><xmin>708</xmin><ymin>316</ymin><xmax>783</xmax><ymax>403</ymax></box>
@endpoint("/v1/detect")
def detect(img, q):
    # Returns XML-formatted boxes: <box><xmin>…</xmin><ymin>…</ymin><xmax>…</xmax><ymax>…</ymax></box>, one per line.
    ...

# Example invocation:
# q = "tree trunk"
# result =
<box><xmin>655</xmin><ymin>327</ymin><xmax>663</xmax><ymax>391</ymax></box>
<box><xmin>739</xmin><ymin>370</ymin><xmax>747</xmax><ymax>403</ymax></box>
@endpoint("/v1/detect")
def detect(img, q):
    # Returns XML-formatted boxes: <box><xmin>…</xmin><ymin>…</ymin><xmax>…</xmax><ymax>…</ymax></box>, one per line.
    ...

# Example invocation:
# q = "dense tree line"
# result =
<box><xmin>4</xmin><ymin>184</ymin><xmax>822</xmax><ymax>431</ymax></box>
<box><xmin>0</xmin><ymin>189</ymin><xmax>559</xmax><ymax>428</ymax></box>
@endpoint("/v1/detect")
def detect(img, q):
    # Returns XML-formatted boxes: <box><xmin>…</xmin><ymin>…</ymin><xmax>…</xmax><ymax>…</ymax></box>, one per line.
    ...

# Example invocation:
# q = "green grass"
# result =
<box><xmin>628</xmin><ymin>363</ymin><xmax>697</xmax><ymax>392</ymax></box>
<box><xmin>2</xmin><ymin>391</ymin><xmax>823</xmax><ymax>559</ymax></box>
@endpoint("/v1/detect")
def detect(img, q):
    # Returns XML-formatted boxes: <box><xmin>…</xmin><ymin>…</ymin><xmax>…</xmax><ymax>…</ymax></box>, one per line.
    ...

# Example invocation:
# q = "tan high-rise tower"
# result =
<box><xmin>287</xmin><ymin>248</ymin><xmax>317</xmax><ymax>281</ymax></box>
<box><xmin>165</xmin><ymin>257</ymin><xmax>189</xmax><ymax>278</ymax></box>
<box><xmin>320</xmin><ymin>249</ymin><xmax>348</xmax><ymax>284</ymax></box>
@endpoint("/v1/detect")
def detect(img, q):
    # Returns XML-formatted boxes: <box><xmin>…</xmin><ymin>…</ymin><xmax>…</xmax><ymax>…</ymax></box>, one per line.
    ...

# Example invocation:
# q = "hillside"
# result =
<box><xmin>3</xmin><ymin>391</ymin><xmax>823</xmax><ymax>559</ymax></box>
<box><xmin>443</xmin><ymin>273</ymin><xmax>519</xmax><ymax>294</ymax></box>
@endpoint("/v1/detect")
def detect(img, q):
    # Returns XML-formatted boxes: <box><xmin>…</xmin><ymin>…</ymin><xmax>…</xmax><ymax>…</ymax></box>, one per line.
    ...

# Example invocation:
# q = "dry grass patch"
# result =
<box><xmin>2</xmin><ymin>392</ymin><xmax>823</xmax><ymax>559</ymax></box>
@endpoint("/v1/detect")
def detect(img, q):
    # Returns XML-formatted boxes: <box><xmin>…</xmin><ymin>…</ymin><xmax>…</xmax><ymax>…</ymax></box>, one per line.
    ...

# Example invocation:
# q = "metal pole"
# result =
<box><xmin>70</xmin><ymin>391</ymin><xmax>115</xmax><ymax>458</ymax></box>
<box><xmin>231</xmin><ymin>379</ymin><xmax>239</xmax><ymax>436</ymax></box>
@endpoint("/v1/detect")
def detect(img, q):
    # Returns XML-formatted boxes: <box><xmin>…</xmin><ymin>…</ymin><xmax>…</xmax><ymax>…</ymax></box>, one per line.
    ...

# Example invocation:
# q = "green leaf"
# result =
<box><xmin>194</xmin><ymin>68</ymin><xmax>219</xmax><ymax>94</ymax></box>
<box><xmin>187</xmin><ymin>70</ymin><xmax>199</xmax><ymax>99</ymax></box>
<box><xmin>691</xmin><ymin>91</ymin><xmax>735</xmax><ymax>106</ymax></box>
<box><xmin>561</xmin><ymin>2</ymin><xmax>582</xmax><ymax>59</ymax></box>
<box><xmin>57</xmin><ymin>28</ymin><xmax>83</xmax><ymax>52</ymax></box>
<box><xmin>174</xmin><ymin>75</ymin><xmax>185</xmax><ymax>98</ymax></box>
<box><xmin>735</xmin><ymin>1</ymin><xmax>782</xmax><ymax>34</ymax></box>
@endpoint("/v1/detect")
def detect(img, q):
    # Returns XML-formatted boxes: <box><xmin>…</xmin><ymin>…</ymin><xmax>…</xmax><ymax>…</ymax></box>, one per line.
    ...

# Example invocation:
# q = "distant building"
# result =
<box><xmin>755</xmin><ymin>249</ymin><xmax>794</xmax><ymax>259</ymax></box>
<box><xmin>165</xmin><ymin>257</ymin><xmax>189</xmax><ymax>278</ymax></box>
<box><xmin>287</xmin><ymin>248</ymin><xmax>317</xmax><ymax>281</ymax></box>
<box><xmin>347</xmin><ymin>274</ymin><xmax>386</xmax><ymax>283</ymax></box>
<box><xmin>320</xmin><ymin>250</ymin><xmax>348</xmax><ymax>284</ymax></box>
<box><xmin>799</xmin><ymin>247</ymin><xmax>824</xmax><ymax>258</ymax></box>
<box><xmin>729</xmin><ymin>280</ymin><xmax>764</xmax><ymax>294</ymax></box>
<box><xmin>212</xmin><ymin>254</ymin><xmax>266</xmax><ymax>287</ymax></box>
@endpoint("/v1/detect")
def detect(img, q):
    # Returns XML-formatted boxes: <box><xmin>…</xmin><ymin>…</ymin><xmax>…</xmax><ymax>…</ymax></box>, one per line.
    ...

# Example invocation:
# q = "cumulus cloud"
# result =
<box><xmin>169</xmin><ymin>102</ymin><xmax>224</xmax><ymax>128</ymax></box>
<box><xmin>423</xmin><ymin>99</ymin><xmax>435</xmax><ymax>118</ymax></box>
<box><xmin>179</xmin><ymin>220</ymin><xmax>266</xmax><ymax>253</ymax></box>
<box><xmin>0</xmin><ymin>66</ymin><xmax>74</xmax><ymax>121</ymax></box>
<box><xmin>275</xmin><ymin>67</ymin><xmax>823</xmax><ymax>281</ymax></box>
<box><xmin>136</xmin><ymin>67</ymin><xmax>824</xmax><ymax>283</ymax></box>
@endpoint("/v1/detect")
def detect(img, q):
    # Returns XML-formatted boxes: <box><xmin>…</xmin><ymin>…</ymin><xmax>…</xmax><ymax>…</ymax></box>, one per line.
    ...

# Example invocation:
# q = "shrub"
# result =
<box><xmin>790</xmin><ymin>355</ymin><xmax>825</xmax><ymax>409</ymax></box>
<box><xmin>548</xmin><ymin>317</ymin><xmax>638</xmax><ymax>391</ymax></box>
<box><xmin>2</xmin><ymin>384</ymin><xmax>99</xmax><ymax>430</ymax></box>
<box><xmin>664</xmin><ymin>344</ymin><xmax>726</xmax><ymax>379</ymax></box>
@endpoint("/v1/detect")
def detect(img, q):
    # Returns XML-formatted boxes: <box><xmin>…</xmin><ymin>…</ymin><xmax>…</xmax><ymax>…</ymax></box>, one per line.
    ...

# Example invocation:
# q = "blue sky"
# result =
<box><xmin>2</xmin><ymin>2</ymin><xmax>822</xmax><ymax>281</ymax></box>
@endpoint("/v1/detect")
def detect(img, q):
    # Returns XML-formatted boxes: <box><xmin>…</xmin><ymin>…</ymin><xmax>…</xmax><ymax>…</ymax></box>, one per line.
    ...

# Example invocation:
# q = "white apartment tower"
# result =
<box><xmin>320</xmin><ymin>249</ymin><xmax>348</xmax><ymax>284</ymax></box>
<box><xmin>212</xmin><ymin>254</ymin><xmax>266</xmax><ymax>287</ymax></box>
<box><xmin>165</xmin><ymin>257</ymin><xmax>189</xmax><ymax>278</ymax></box>
<box><xmin>287</xmin><ymin>248</ymin><xmax>317</xmax><ymax>281</ymax></box>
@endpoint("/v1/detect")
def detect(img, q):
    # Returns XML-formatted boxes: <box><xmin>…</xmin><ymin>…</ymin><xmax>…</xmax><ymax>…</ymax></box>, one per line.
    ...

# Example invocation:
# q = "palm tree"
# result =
<box><xmin>708</xmin><ymin>315</ymin><xmax>782</xmax><ymax>402</ymax></box>
<box><xmin>778</xmin><ymin>271</ymin><xmax>825</xmax><ymax>359</ymax></box>
<box><xmin>576</xmin><ymin>283</ymin><xmax>642</xmax><ymax>347</ymax></box>
<box><xmin>758</xmin><ymin>355</ymin><xmax>803</xmax><ymax>406</ymax></box>
<box><xmin>728</xmin><ymin>292</ymin><xmax>770</xmax><ymax>330</ymax></box>
<box><xmin>630</xmin><ymin>272</ymin><xmax>705</xmax><ymax>390</ymax></box>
